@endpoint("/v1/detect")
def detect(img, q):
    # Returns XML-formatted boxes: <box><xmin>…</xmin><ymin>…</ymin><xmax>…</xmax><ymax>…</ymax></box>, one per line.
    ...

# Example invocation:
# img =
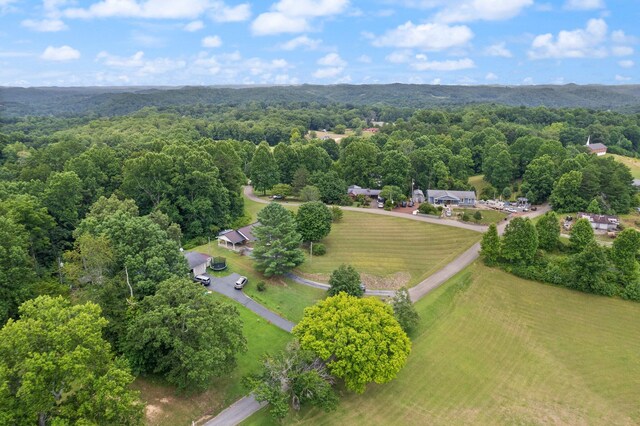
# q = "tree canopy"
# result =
<box><xmin>296</xmin><ymin>201</ymin><xmax>333</xmax><ymax>243</ymax></box>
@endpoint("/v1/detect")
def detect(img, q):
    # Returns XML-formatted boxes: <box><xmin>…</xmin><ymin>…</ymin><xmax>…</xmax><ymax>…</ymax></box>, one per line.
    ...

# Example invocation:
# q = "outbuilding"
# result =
<box><xmin>183</xmin><ymin>251</ymin><xmax>212</xmax><ymax>276</ymax></box>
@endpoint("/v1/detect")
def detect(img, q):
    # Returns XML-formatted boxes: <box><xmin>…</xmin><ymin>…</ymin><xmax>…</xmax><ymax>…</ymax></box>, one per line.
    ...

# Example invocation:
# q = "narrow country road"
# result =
<box><xmin>203</xmin><ymin>395</ymin><xmax>266</xmax><ymax>426</ymax></box>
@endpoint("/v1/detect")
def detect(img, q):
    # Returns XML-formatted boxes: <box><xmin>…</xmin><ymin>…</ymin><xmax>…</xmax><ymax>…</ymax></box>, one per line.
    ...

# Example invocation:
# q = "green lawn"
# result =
<box><xmin>193</xmin><ymin>243</ymin><xmax>325</xmax><ymax>323</ymax></box>
<box><xmin>244</xmin><ymin>262</ymin><xmax>640</xmax><ymax>425</ymax></box>
<box><xmin>295</xmin><ymin>211</ymin><xmax>480</xmax><ymax>289</ymax></box>
<box><xmin>468</xmin><ymin>174</ymin><xmax>491</xmax><ymax>196</ymax></box>
<box><xmin>608</xmin><ymin>153</ymin><xmax>640</xmax><ymax>178</ymax></box>
<box><xmin>453</xmin><ymin>208</ymin><xmax>507</xmax><ymax>225</ymax></box>
<box><xmin>133</xmin><ymin>292</ymin><xmax>291</xmax><ymax>426</ymax></box>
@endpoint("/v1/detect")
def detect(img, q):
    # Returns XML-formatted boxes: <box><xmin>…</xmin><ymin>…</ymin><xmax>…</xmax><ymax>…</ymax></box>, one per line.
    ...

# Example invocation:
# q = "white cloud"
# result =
<box><xmin>485</xmin><ymin>72</ymin><xmax>498</xmax><ymax>80</ymax></box>
<box><xmin>279</xmin><ymin>35</ymin><xmax>322</xmax><ymax>51</ymax></box>
<box><xmin>251</xmin><ymin>12</ymin><xmax>310</xmax><ymax>35</ymax></box>
<box><xmin>435</xmin><ymin>0</ymin><xmax>533</xmax><ymax>23</ymax></box>
<box><xmin>564</xmin><ymin>0</ymin><xmax>605</xmax><ymax>10</ymax></box>
<box><xmin>210</xmin><ymin>1</ymin><xmax>251</xmax><ymax>22</ymax></box>
<box><xmin>523</xmin><ymin>77</ymin><xmax>534</xmax><ymax>84</ymax></box>
<box><xmin>64</xmin><ymin>0</ymin><xmax>249</xmax><ymax>21</ymax></box>
<box><xmin>41</xmin><ymin>45</ymin><xmax>80</xmax><ymax>61</ymax></box>
<box><xmin>96</xmin><ymin>50</ymin><xmax>185</xmax><ymax>75</ymax></box>
<box><xmin>430</xmin><ymin>78</ymin><xmax>441</xmax><ymax>85</ymax></box>
<box><xmin>313</xmin><ymin>67</ymin><xmax>343</xmax><ymax>78</ymax></box>
<box><xmin>618</xmin><ymin>60</ymin><xmax>634</xmax><ymax>69</ymax></box>
<box><xmin>611</xmin><ymin>30</ymin><xmax>636</xmax><ymax>44</ymax></box>
<box><xmin>357</xmin><ymin>54</ymin><xmax>372</xmax><ymax>63</ymax></box>
<box><xmin>484</xmin><ymin>42</ymin><xmax>512</xmax><ymax>58</ymax></box>
<box><xmin>0</xmin><ymin>0</ymin><xmax>18</xmax><ymax>14</ymax></box>
<box><xmin>317</xmin><ymin>52</ymin><xmax>346</xmax><ymax>67</ymax></box>
<box><xmin>615</xmin><ymin>74</ymin><xmax>631</xmax><ymax>82</ymax></box>
<box><xmin>411</xmin><ymin>57</ymin><xmax>474</xmax><ymax>71</ymax></box>
<box><xmin>386</xmin><ymin>50</ymin><xmax>412</xmax><ymax>63</ymax></box>
<box><xmin>251</xmin><ymin>0</ymin><xmax>348</xmax><ymax>35</ymax></box>
<box><xmin>202</xmin><ymin>35</ymin><xmax>222</xmax><ymax>48</ymax></box>
<box><xmin>183</xmin><ymin>20</ymin><xmax>204</xmax><ymax>31</ymax></box>
<box><xmin>612</xmin><ymin>46</ymin><xmax>633</xmax><ymax>56</ymax></box>
<box><xmin>22</xmin><ymin>18</ymin><xmax>68</xmax><ymax>32</ymax></box>
<box><xmin>528</xmin><ymin>19</ymin><xmax>609</xmax><ymax>59</ymax></box>
<box><xmin>373</xmin><ymin>21</ymin><xmax>473</xmax><ymax>51</ymax></box>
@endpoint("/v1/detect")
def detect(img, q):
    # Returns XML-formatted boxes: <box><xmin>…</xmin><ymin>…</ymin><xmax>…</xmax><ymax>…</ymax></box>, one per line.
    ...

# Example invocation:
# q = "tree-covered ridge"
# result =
<box><xmin>3</xmin><ymin>84</ymin><xmax>640</xmax><ymax>117</ymax></box>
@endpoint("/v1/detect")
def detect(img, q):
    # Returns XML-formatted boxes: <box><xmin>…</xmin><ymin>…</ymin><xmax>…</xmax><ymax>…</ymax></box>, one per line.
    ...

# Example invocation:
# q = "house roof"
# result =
<box><xmin>237</xmin><ymin>222</ymin><xmax>259</xmax><ymax>242</ymax></box>
<box><xmin>347</xmin><ymin>187</ymin><xmax>381</xmax><ymax>196</ymax></box>
<box><xmin>587</xmin><ymin>143</ymin><xmax>607</xmax><ymax>151</ymax></box>
<box><xmin>218</xmin><ymin>222</ymin><xmax>259</xmax><ymax>244</ymax></box>
<box><xmin>183</xmin><ymin>251</ymin><xmax>211</xmax><ymax>269</ymax></box>
<box><xmin>413</xmin><ymin>189</ymin><xmax>425</xmax><ymax>196</ymax></box>
<box><xmin>427</xmin><ymin>189</ymin><xmax>476</xmax><ymax>200</ymax></box>
<box><xmin>577</xmin><ymin>212</ymin><xmax>619</xmax><ymax>225</ymax></box>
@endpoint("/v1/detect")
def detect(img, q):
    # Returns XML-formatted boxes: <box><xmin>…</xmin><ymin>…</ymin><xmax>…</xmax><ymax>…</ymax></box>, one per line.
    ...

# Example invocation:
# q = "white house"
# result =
<box><xmin>183</xmin><ymin>251</ymin><xmax>211</xmax><ymax>276</ymax></box>
<box><xmin>577</xmin><ymin>212</ymin><xmax>619</xmax><ymax>231</ymax></box>
<box><xmin>427</xmin><ymin>189</ymin><xmax>477</xmax><ymax>207</ymax></box>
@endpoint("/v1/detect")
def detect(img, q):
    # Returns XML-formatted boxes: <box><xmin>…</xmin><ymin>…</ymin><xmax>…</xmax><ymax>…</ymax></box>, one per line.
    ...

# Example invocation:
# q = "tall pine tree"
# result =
<box><xmin>253</xmin><ymin>203</ymin><xmax>305</xmax><ymax>277</ymax></box>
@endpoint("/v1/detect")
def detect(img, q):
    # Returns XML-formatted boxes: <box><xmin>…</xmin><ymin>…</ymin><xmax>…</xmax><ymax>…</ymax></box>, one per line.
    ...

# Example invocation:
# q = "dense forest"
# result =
<box><xmin>2</xmin><ymin>89</ymin><xmax>640</xmax><ymax>422</ymax></box>
<box><xmin>3</xmin><ymin>84</ymin><xmax>640</xmax><ymax>117</ymax></box>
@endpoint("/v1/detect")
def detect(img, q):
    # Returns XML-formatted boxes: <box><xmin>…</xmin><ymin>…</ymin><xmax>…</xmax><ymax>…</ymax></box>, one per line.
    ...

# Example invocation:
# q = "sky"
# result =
<box><xmin>0</xmin><ymin>0</ymin><xmax>638</xmax><ymax>87</ymax></box>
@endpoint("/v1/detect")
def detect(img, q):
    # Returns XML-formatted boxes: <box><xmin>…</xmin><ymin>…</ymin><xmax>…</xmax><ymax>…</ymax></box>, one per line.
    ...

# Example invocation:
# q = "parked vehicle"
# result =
<box><xmin>377</xmin><ymin>201</ymin><xmax>384</xmax><ymax>208</ymax></box>
<box><xmin>359</xmin><ymin>283</ymin><xmax>366</xmax><ymax>293</ymax></box>
<box><xmin>193</xmin><ymin>274</ymin><xmax>211</xmax><ymax>286</ymax></box>
<box><xmin>234</xmin><ymin>276</ymin><xmax>248</xmax><ymax>290</ymax></box>
<box><xmin>408</xmin><ymin>200</ymin><xmax>414</xmax><ymax>207</ymax></box>
<box><xmin>531</xmin><ymin>206</ymin><xmax>537</xmax><ymax>211</ymax></box>
<box><xmin>401</xmin><ymin>200</ymin><xmax>407</xmax><ymax>207</ymax></box>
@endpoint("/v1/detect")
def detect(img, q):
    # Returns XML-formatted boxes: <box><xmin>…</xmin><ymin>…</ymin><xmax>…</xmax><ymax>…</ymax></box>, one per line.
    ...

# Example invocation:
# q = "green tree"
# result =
<box><xmin>250</xmin><ymin>142</ymin><xmax>279</xmax><ymax>195</ymax></box>
<box><xmin>536</xmin><ymin>211</ymin><xmax>560</xmax><ymax>251</ymax></box>
<box><xmin>0</xmin><ymin>296</ymin><xmax>143</xmax><ymax>425</ymax></box>
<box><xmin>293</xmin><ymin>293</ymin><xmax>411</xmax><ymax>393</ymax></box>
<box><xmin>380</xmin><ymin>185</ymin><xmax>404</xmax><ymax>206</ymax></box>
<box><xmin>501</xmin><ymin>218</ymin><xmax>538</xmax><ymax>264</ymax></box>
<box><xmin>43</xmin><ymin>171</ymin><xmax>83</xmax><ymax>249</ymax></box>
<box><xmin>381</xmin><ymin>150</ymin><xmax>410</xmax><ymax>189</ymax></box>
<box><xmin>0</xmin><ymin>217</ymin><xmax>36</xmax><ymax>324</ymax></box>
<box><xmin>299</xmin><ymin>185</ymin><xmax>321</xmax><ymax>202</ymax></box>
<box><xmin>124</xmin><ymin>278</ymin><xmax>246</xmax><ymax>390</ymax></box>
<box><xmin>311</xmin><ymin>170</ymin><xmax>347</xmax><ymax>205</ymax></box>
<box><xmin>473</xmin><ymin>210</ymin><xmax>483</xmax><ymax>222</ymax></box>
<box><xmin>480</xmin><ymin>223</ymin><xmax>501</xmax><ymax>266</ymax></box>
<box><xmin>296</xmin><ymin>201</ymin><xmax>332</xmax><ymax>243</ymax></box>
<box><xmin>569</xmin><ymin>242</ymin><xmax>612</xmax><ymax>294</ymax></box>
<box><xmin>292</xmin><ymin>167</ymin><xmax>310</xmax><ymax>194</ymax></box>
<box><xmin>341</xmin><ymin>141</ymin><xmax>380</xmax><ymax>187</ymax></box>
<box><xmin>570</xmin><ymin>218</ymin><xmax>595</xmax><ymax>252</ymax></box>
<box><xmin>121</xmin><ymin>152</ymin><xmax>173</xmax><ymax>212</ymax></box>
<box><xmin>273</xmin><ymin>142</ymin><xmax>299</xmax><ymax>184</ymax></box>
<box><xmin>502</xmin><ymin>186</ymin><xmax>512</xmax><ymax>200</ymax></box>
<box><xmin>550</xmin><ymin>171</ymin><xmax>587</xmax><ymax>212</ymax></box>
<box><xmin>391</xmin><ymin>287</ymin><xmax>419</xmax><ymax>334</ymax></box>
<box><xmin>327</xmin><ymin>264</ymin><xmax>363</xmax><ymax>297</ymax></box>
<box><xmin>610</xmin><ymin>228</ymin><xmax>640</xmax><ymax>284</ymax></box>
<box><xmin>586</xmin><ymin>198</ymin><xmax>602</xmax><ymax>214</ymax></box>
<box><xmin>253</xmin><ymin>203</ymin><xmax>305</xmax><ymax>276</ymax></box>
<box><xmin>522</xmin><ymin>155</ymin><xmax>556</xmax><ymax>204</ymax></box>
<box><xmin>244</xmin><ymin>341</ymin><xmax>338</xmax><ymax>420</ymax></box>
<box><xmin>331</xmin><ymin>206</ymin><xmax>343</xmax><ymax>222</ymax></box>
<box><xmin>271</xmin><ymin>183</ymin><xmax>292</xmax><ymax>199</ymax></box>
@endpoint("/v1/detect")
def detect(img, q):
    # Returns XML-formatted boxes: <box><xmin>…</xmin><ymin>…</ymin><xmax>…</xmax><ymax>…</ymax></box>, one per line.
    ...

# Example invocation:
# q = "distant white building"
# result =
<box><xmin>577</xmin><ymin>212</ymin><xmax>619</xmax><ymax>231</ymax></box>
<box><xmin>586</xmin><ymin>135</ymin><xmax>607</xmax><ymax>156</ymax></box>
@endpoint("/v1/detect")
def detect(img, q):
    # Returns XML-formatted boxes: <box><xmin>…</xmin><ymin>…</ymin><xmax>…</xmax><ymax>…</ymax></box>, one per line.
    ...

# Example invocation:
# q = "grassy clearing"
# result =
<box><xmin>468</xmin><ymin>174</ymin><xmax>491</xmax><ymax>196</ymax></box>
<box><xmin>194</xmin><ymin>243</ymin><xmax>324</xmax><ymax>323</ymax></box>
<box><xmin>295</xmin><ymin>211</ymin><xmax>480</xmax><ymax>289</ymax></box>
<box><xmin>244</xmin><ymin>262</ymin><xmax>640</xmax><ymax>425</ymax></box>
<box><xmin>608</xmin><ymin>153</ymin><xmax>640</xmax><ymax>178</ymax></box>
<box><xmin>133</xmin><ymin>291</ymin><xmax>291</xmax><ymax>426</ymax></box>
<box><xmin>453</xmin><ymin>208</ymin><xmax>507</xmax><ymax>225</ymax></box>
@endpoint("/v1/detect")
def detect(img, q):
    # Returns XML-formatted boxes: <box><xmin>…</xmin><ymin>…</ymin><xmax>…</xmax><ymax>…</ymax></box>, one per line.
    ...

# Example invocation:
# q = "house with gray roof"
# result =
<box><xmin>183</xmin><ymin>251</ymin><xmax>211</xmax><ymax>276</ymax></box>
<box><xmin>218</xmin><ymin>222</ymin><xmax>259</xmax><ymax>250</ymax></box>
<box><xmin>347</xmin><ymin>185</ymin><xmax>382</xmax><ymax>198</ymax></box>
<box><xmin>427</xmin><ymin>189</ymin><xmax>476</xmax><ymax>207</ymax></box>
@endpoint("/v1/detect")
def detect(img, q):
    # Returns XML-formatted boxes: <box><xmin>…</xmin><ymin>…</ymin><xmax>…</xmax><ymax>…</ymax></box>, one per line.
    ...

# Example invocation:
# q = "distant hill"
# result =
<box><xmin>2</xmin><ymin>84</ymin><xmax>640</xmax><ymax>117</ymax></box>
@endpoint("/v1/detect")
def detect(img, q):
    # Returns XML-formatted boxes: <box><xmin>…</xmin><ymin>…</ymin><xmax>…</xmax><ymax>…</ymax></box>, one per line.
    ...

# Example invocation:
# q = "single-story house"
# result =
<box><xmin>363</xmin><ymin>127</ymin><xmax>379</xmax><ymax>133</ymax></box>
<box><xmin>412</xmin><ymin>189</ymin><xmax>425</xmax><ymax>203</ymax></box>
<box><xmin>586</xmin><ymin>136</ymin><xmax>607</xmax><ymax>156</ymax></box>
<box><xmin>183</xmin><ymin>251</ymin><xmax>211</xmax><ymax>276</ymax></box>
<box><xmin>577</xmin><ymin>212</ymin><xmax>619</xmax><ymax>231</ymax></box>
<box><xmin>218</xmin><ymin>222</ymin><xmax>259</xmax><ymax>250</ymax></box>
<box><xmin>427</xmin><ymin>189</ymin><xmax>476</xmax><ymax>207</ymax></box>
<box><xmin>347</xmin><ymin>185</ymin><xmax>382</xmax><ymax>198</ymax></box>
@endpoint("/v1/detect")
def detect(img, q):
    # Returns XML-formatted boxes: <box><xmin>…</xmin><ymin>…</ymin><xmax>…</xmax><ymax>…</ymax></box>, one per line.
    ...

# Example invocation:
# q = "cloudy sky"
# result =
<box><xmin>0</xmin><ymin>0</ymin><xmax>637</xmax><ymax>86</ymax></box>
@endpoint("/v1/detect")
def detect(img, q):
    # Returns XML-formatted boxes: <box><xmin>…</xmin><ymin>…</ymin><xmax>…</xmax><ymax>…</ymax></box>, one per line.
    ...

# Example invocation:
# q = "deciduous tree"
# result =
<box><xmin>293</xmin><ymin>293</ymin><xmax>411</xmax><ymax>393</ymax></box>
<box><xmin>501</xmin><ymin>217</ymin><xmax>538</xmax><ymax>264</ymax></box>
<box><xmin>536</xmin><ymin>211</ymin><xmax>560</xmax><ymax>251</ymax></box>
<box><xmin>392</xmin><ymin>287</ymin><xmax>419</xmax><ymax>334</ymax></box>
<box><xmin>250</xmin><ymin>142</ymin><xmax>279</xmax><ymax>195</ymax></box>
<box><xmin>610</xmin><ymin>228</ymin><xmax>640</xmax><ymax>284</ymax></box>
<box><xmin>570</xmin><ymin>218</ymin><xmax>594</xmax><ymax>252</ymax></box>
<box><xmin>327</xmin><ymin>264</ymin><xmax>363</xmax><ymax>297</ymax></box>
<box><xmin>296</xmin><ymin>201</ymin><xmax>332</xmax><ymax>243</ymax></box>
<box><xmin>480</xmin><ymin>223</ymin><xmax>501</xmax><ymax>266</ymax></box>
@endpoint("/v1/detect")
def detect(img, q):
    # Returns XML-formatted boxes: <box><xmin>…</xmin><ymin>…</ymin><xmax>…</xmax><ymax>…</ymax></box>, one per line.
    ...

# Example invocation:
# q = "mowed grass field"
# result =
<box><xmin>609</xmin><ymin>153</ymin><xmax>640</xmax><ymax>178</ymax></box>
<box><xmin>295</xmin><ymin>211</ymin><xmax>480</xmax><ymax>288</ymax></box>
<box><xmin>244</xmin><ymin>263</ymin><xmax>640</xmax><ymax>425</ymax></box>
<box><xmin>133</xmin><ymin>292</ymin><xmax>291</xmax><ymax>426</ymax></box>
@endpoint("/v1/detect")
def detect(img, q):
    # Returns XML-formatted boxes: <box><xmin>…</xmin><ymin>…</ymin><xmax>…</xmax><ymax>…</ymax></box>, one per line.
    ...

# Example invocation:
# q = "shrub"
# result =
<box><xmin>462</xmin><ymin>212</ymin><xmax>472</xmax><ymax>222</ymax></box>
<box><xmin>331</xmin><ymin>206</ymin><xmax>343</xmax><ymax>222</ymax></box>
<box><xmin>257</xmin><ymin>281</ymin><xmax>266</xmax><ymax>292</ymax></box>
<box><xmin>418</xmin><ymin>203</ymin><xmax>438</xmax><ymax>215</ymax></box>
<box><xmin>473</xmin><ymin>211</ymin><xmax>483</xmax><ymax>222</ymax></box>
<box><xmin>311</xmin><ymin>243</ymin><xmax>326</xmax><ymax>256</ymax></box>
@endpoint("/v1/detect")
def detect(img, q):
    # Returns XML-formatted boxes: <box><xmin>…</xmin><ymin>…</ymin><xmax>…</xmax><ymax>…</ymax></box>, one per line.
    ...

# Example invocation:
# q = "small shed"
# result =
<box><xmin>413</xmin><ymin>189</ymin><xmax>425</xmax><ymax>203</ymax></box>
<box><xmin>183</xmin><ymin>251</ymin><xmax>211</xmax><ymax>276</ymax></box>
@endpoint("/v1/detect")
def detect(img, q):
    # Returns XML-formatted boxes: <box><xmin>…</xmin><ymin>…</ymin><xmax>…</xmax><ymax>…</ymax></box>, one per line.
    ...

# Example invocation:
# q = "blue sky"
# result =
<box><xmin>0</xmin><ymin>0</ymin><xmax>637</xmax><ymax>86</ymax></box>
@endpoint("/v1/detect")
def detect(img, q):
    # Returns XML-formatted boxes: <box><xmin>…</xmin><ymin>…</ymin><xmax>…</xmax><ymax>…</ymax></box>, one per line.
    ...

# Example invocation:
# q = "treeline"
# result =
<box><xmin>481</xmin><ymin>214</ymin><xmax>640</xmax><ymax>301</ymax></box>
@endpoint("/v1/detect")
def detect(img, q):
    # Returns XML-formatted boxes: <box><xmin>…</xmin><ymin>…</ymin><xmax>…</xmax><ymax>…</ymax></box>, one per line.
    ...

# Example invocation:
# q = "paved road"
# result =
<box><xmin>284</xmin><ymin>272</ymin><xmax>396</xmax><ymax>298</ymax></box>
<box><xmin>206</xmin><ymin>272</ymin><xmax>295</xmax><ymax>333</ymax></box>
<box><xmin>203</xmin><ymin>395</ymin><xmax>266</xmax><ymax>426</ymax></box>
